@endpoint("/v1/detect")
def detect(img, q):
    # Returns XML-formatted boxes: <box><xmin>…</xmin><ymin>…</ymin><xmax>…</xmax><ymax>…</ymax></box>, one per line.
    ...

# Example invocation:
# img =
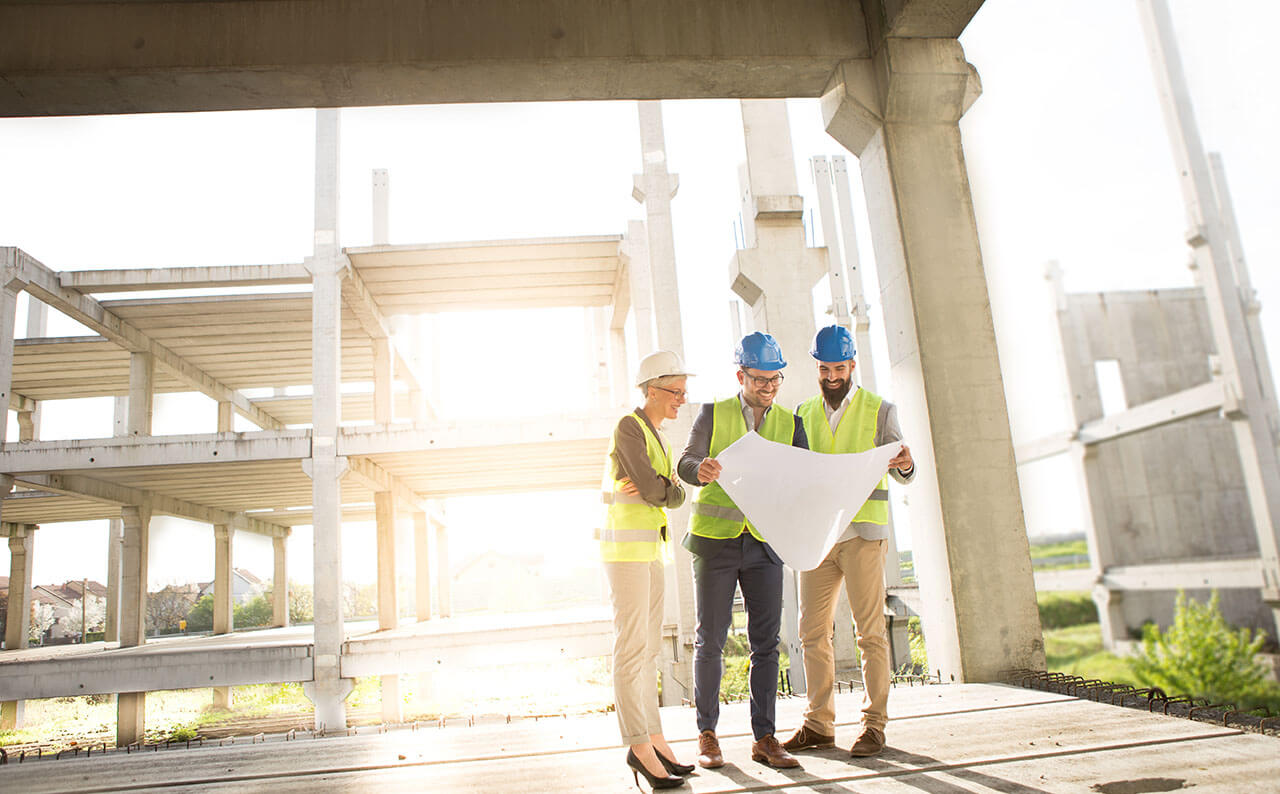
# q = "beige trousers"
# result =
<box><xmin>603</xmin><ymin>559</ymin><xmax>665</xmax><ymax>745</ymax></box>
<box><xmin>798</xmin><ymin>537</ymin><xmax>889</xmax><ymax>733</ymax></box>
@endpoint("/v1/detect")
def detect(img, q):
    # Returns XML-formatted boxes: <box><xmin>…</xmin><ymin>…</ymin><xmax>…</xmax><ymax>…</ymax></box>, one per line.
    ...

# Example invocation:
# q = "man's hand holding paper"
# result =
<box><xmin>713</xmin><ymin>431</ymin><xmax>903</xmax><ymax>571</ymax></box>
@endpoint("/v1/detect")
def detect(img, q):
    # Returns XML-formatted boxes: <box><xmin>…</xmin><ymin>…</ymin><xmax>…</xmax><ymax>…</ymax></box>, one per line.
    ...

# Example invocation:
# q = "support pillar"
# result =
<box><xmin>434</xmin><ymin>520</ymin><xmax>451</xmax><ymax>619</ymax></box>
<box><xmin>15</xmin><ymin>296</ymin><xmax>44</xmax><ymax>443</ymax></box>
<box><xmin>212</xmin><ymin>523</ymin><xmax>234</xmax><ymax>710</ymax></box>
<box><xmin>729</xmin><ymin>99</ymin><xmax>827</xmax><ymax>693</ymax></box>
<box><xmin>2</xmin><ymin>523</ymin><xmax>34</xmax><ymax>728</ymax></box>
<box><xmin>372</xmin><ymin>169</ymin><xmax>390</xmax><ymax>246</ymax></box>
<box><xmin>127</xmin><ymin>353</ymin><xmax>154</xmax><ymax>437</ymax></box>
<box><xmin>301</xmin><ymin>108</ymin><xmax>353</xmax><ymax>729</ymax></box>
<box><xmin>0</xmin><ymin>274</ymin><xmax>26</xmax><ymax>444</ymax></box>
<box><xmin>413</xmin><ymin>511</ymin><xmax>430</xmax><ymax>621</ymax></box>
<box><xmin>608</xmin><ymin>327</ymin><xmax>629</xmax><ymax>409</ymax></box>
<box><xmin>217</xmin><ymin>400</ymin><xmax>233</xmax><ymax>434</ymax></box>
<box><xmin>374</xmin><ymin>490</ymin><xmax>402</xmax><ymax>722</ymax></box>
<box><xmin>633</xmin><ymin>101</ymin><xmax>685</xmax><ymax>358</ymax></box>
<box><xmin>1138</xmin><ymin>0</ymin><xmax>1280</xmax><ymax>623</ymax></box>
<box><xmin>373</xmin><ymin>337</ymin><xmax>393</xmax><ymax>426</ymax></box>
<box><xmin>623</xmin><ymin>220</ymin><xmax>655</xmax><ymax>356</ymax></box>
<box><xmin>272</xmin><ymin>534</ymin><xmax>289</xmax><ymax>628</ymax></box>
<box><xmin>104</xmin><ymin>396</ymin><xmax>128</xmax><ymax>643</ymax></box>
<box><xmin>821</xmin><ymin>38</ymin><xmax>1044</xmax><ymax>680</ymax></box>
<box><xmin>117</xmin><ymin>503</ymin><xmax>151</xmax><ymax>746</ymax></box>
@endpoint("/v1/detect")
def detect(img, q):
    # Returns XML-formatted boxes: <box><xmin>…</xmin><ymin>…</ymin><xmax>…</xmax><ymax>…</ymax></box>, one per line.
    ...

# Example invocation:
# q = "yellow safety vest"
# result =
<box><xmin>597</xmin><ymin>412</ymin><xmax>672</xmax><ymax>563</ymax></box>
<box><xmin>796</xmin><ymin>389</ymin><xmax>889</xmax><ymax>524</ymax></box>
<box><xmin>689</xmin><ymin>397</ymin><xmax>796</xmax><ymax>542</ymax></box>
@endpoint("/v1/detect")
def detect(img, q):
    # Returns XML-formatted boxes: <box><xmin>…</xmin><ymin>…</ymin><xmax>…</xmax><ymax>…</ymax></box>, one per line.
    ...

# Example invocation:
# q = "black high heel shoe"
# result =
<box><xmin>626</xmin><ymin>748</ymin><xmax>684</xmax><ymax>790</ymax></box>
<box><xmin>656</xmin><ymin>751</ymin><xmax>695</xmax><ymax>777</ymax></box>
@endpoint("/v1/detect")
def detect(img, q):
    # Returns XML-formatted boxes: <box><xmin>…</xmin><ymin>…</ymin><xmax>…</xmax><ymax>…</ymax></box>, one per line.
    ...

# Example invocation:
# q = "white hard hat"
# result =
<box><xmin>635</xmin><ymin>350</ymin><xmax>692</xmax><ymax>387</ymax></box>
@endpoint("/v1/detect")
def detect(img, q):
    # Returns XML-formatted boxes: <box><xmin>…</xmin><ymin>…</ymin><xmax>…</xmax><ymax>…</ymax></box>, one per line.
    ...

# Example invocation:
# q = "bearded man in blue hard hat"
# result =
<box><xmin>676</xmin><ymin>331</ymin><xmax>808</xmax><ymax>771</ymax></box>
<box><xmin>781</xmin><ymin>324</ymin><xmax>914</xmax><ymax>759</ymax></box>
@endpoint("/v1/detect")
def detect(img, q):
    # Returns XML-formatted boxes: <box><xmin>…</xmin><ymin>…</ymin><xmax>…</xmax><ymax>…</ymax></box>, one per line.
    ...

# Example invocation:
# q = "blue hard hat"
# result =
<box><xmin>811</xmin><ymin>325</ymin><xmax>856</xmax><ymax>362</ymax></box>
<box><xmin>735</xmin><ymin>331</ymin><xmax>787</xmax><ymax>371</ymax></box>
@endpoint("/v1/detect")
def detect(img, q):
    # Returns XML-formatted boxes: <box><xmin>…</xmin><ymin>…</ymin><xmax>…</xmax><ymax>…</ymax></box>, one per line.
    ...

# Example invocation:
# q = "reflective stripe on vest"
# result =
<box><xmin>689</xmin><ymin>396</ymin><xmax>796</xmax><ymax>542</ymax></box>
<box><xmin>597</xmin><ymin>412</ymin><xmax>672</xmax><ymax>563</ymax></box>
<box><xmin>797</xmin><ymin>388</ymin><xmax>889</xmax><ymax>525</ymax></box>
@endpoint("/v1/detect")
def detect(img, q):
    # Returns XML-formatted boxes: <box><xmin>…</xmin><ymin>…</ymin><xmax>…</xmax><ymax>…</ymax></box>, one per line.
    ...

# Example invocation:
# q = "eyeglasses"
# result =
<box><xmin>653</xmin><ymin>386</ymin><xmax>687</xmax><ymax>400</ymax></box>
<box><xmin>742</xmin><ymin>372</ymin><xmax>784</xmax><ymax>388</ymax></box>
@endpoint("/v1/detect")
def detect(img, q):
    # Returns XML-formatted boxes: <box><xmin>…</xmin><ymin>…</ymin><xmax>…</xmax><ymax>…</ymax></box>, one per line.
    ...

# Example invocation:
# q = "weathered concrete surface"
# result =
<box><xmin>1</xmin><ymin>685</ymin><xmax>1274</xmax><ymax>793</ymax></box>
<box><xmin>0</xmin><ymin>0</ymin><xmax>872</xmax><ymax>116</ymax></box>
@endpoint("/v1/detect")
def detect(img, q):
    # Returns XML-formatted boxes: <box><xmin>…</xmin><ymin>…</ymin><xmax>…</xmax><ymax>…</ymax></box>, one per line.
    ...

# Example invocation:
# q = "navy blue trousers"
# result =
<box><xmin>690</xmin><ymin>533</ymin><xmax>784</xmax><ymax>740</ymax></box>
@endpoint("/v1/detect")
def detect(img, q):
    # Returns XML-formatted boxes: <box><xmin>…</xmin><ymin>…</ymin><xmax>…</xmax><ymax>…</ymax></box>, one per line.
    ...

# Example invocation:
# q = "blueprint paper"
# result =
<box><xmin>714</xmin><ymin>432</ymin><xmax>902</xmax><ymax>571</ymax></box>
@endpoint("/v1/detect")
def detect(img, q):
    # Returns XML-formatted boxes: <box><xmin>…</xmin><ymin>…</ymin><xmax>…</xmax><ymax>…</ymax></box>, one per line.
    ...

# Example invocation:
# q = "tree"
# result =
<box><xmin>288</xmin><ymin>582</ymin><xmax>314</xmax><ymax>624</ymax></box>
<box><xmin>146</xmin><ymin>586</ymin><xmax>198</xmax><ymax>634</ymax></box>
<box><xmin>235</xmin><ymin>594</ymin><xmax>273</xmax><ymax>627</ymax></box>
<box><xmin>186</xmin><ymin>595</ymin><xmax>214</xmax><ymax>632</ymax></box>
<box><xmin>64</xmin><ymin>596</ymin><xmax>107</xmax><ymax>638</ymax></box>
<box><xmin>1129</xmin><ymin>591</ymin><xmax>1278</xmax><ymax>711</ymax></box>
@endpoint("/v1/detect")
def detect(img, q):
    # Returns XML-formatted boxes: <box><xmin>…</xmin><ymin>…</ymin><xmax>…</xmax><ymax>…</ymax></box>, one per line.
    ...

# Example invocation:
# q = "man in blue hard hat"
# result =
<box><xmin>782</xmin><ymin>324</ymin><xmax>914</xmax><ymax>759</ymax></box>
<box><xmin>677</xmin><ymin>331</ymin><xmax>808</xmax><ymax>770</ymax></box>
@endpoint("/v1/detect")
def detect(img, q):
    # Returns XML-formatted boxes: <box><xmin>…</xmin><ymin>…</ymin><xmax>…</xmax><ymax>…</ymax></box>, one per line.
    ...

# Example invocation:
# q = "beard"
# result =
<box><xmin>820</xmin><ymin>377</ymin><xmax>852</xmax><ymax>409</ymax></box>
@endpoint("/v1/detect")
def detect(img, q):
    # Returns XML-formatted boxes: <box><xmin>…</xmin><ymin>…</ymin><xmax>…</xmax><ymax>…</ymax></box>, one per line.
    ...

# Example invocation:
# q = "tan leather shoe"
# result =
<box><xmin>697</xmin><ymin>730</ymin><xmax>724</xmax><ymax>769</ymax></box>
<box><xmin>782</xmin><ymin>724</ymin><xmax>835</xmax><ymax>752</ymax></box>
<box><xmin>751</xmin><ymin>734</ymin><xmax>800</xmax><ymax>768</ymax></box>
<box><xmin>849</xmin><ymin>726</ymin><xmax>886</xmax><ymax>757</ymax></box>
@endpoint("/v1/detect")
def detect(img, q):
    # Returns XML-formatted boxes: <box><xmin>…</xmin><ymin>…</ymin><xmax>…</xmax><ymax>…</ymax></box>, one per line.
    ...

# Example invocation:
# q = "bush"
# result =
<box><xmin>1129</xmin><ymin>591</ymin><xmax>1280</xmax><ymax>712</ymax></box>
<box><xmin>1037</xmin><ymin>591</ymin><xmax>1098</xmax><ymax>630</ymax></box>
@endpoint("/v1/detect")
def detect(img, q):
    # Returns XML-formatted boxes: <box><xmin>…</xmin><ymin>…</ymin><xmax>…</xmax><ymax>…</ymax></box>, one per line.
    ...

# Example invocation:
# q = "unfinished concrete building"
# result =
<box><xmin>4</xmin><ymin>0</ymin><xmax>1277</xmax><ymax>789</ymax></box>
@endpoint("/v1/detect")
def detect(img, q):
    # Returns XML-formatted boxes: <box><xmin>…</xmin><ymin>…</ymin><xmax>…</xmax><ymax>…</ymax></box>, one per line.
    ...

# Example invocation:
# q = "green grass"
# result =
<box><xmin>1043</xmin><ymin>623</ymin><xmax>1141</xmax><ymax>687</ymax></box>
<box><xmin>1037</xmin><ymin>590</ymin><xmax>1098</xmax><ymax>630</ymax></box>
<box><xmin>1028</xmin><ymin>539</ymin><xmax>1089</xmax><ymax>559</ymax></box>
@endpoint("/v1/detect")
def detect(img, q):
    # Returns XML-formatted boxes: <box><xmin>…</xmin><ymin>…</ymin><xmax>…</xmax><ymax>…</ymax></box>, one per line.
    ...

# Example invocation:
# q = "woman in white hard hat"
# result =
<box><xmin>598</xmin><ymin>350</ymin><xmax>693</xmax><ymax>790</ymax></box>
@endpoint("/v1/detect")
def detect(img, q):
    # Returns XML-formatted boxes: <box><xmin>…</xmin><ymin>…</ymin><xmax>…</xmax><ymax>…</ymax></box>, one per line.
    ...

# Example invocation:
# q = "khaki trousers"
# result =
<box><xmin>798</xmin><ymin>537</ymin><xmax>889</xmax><ymax>733</ymax></box>
<box><xmin>604</xmin><ymin>559</ymin><xmax>665</xmax><ymax>745</ymax></box>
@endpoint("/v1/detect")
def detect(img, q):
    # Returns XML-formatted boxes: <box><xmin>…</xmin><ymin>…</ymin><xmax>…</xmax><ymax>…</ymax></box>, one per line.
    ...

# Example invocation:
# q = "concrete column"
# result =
<box><xmin>117</xmin><ymin>503</ymin><xmax>151</xmax><ymax>746</ymax></box>
<box><xmin>212</xmin><ymin>523</ymin><xmax>234</xmax><ymax>709</ymax></box>
<box><xmin>127</xmin><ymin>352</ymin><xmax>154</xmax><ymax>437</ymax></box>
<box><xmin>375</xmin><ymin>490</ymin><xmax>401</xmax><ymax>723</ymax></box>
<box><xmin>608</xmin><ymin>327</ymin><xmax>629</xmax><ymax>409</ymax></box>
<box><xmin>434</xmin><ymin>520</ymin><xmax>451</xmax><ymax>619</ymax></box>
<box><xmin>633</xmin><ymin>101</ymin><xmax>685</xmax><ymax>358</ymax></box>
<box><xmin>104</xmin><ymin>396</ymin><xmax>128</xmax><ymax>643</ymax></box>
<box><xmin>104</xmin><ymin>518</ymin><xmax>123</xmax><ymax>642</ymax></box>
<box><xmin>730</xmin><ymin>99</ymin><xmax>827</xmax><ymax>411</ymax></box>
<box><xmin>821</xmin><ymin>39</ymin><xmax>1044</xmax><ymax>681</ymax></box>
<box><xmin>217</xmin><ymin>400</ymin><xmax>233</xmax><ymax>434</ymax></box>
<box><xmin>0</xmin><ymin>279</ymin><xmax>24</xmax><ymax>444</ymax></box>
<box><xmin>302</xmin><ymin>108</ymin><xmax>353</xmax><ymax>730</ymax></box>
<box><xmin>272</xmin><ymin>534</ymin><xmax>289</xmax><ymax>628</ymax></box>
<box><xmin>372</xmin><ymin>168</ymin><xmax>390</xmax><ymax>245</ymax></box>
<box><xmin>659</xmin><ymin>413</ymin><xmax>696</xmax><ymax>706</ymax></box>
<box><xmin>623</xmin><ymin>220</ymin><xmax>655</xmax><ymax>357</ymax></box>
<box><xmin>1044</xmin><ymin>263</ymin><xmax>1123</xmax><ymax>646</ymax></box>
<box><xmin>21</xmin><ymin>297</ymin><xmax>47</xmax><ymax>440</ymax></box>
<box><xmin>1139</xmin><ymin>0</ymin><xmax>1280</xmax><ymax>622</ymax></box>
<box><xmin>373</xmin><ymin>337</ymin><xmax>393</xmax><ymax>426</ymax></box>
<box><xmin>2</xmin><ymin>524</ymin><xmax>34</xmax><ymax>728</ymax></box>
<box><xmin>413</xmin><ymin>511</ymin><xmax>431</xmax><ymax>621</ymax></box>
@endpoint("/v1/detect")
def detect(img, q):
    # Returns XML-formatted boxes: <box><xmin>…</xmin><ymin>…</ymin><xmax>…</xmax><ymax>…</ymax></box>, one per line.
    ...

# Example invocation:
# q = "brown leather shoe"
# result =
<box><xmin>849</xmin><ymin>726</ymin><xmax>886</xmax><ymax>757</ymax></box>
<box><xmin>751</xmin><ymin>734</ymin><xmax>800</xmax><ymax>768</ymax></box>
<box><xmin>697</xmin><ymin>729</ymin><xmax>724</xmax><ymax>769</ymax></box>
<box><xmin>782</xmin><ymin>724</ymin><xmax>835</xmax><ymax>751</ymax></box>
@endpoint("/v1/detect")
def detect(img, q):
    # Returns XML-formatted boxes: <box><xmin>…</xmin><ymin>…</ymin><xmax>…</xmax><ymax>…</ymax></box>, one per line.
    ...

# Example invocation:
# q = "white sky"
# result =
<box><xmin>0</xmin><ymin>0</ymin><xmax>1276</xmax><ymax>589</ymax></box>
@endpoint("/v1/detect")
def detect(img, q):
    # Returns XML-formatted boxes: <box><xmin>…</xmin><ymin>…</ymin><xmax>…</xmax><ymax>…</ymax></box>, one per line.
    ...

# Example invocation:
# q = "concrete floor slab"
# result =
<box><xmin>1</xmin><ymin>684</ymin><xmax>1275</xmax><ymax>793</ymax></box>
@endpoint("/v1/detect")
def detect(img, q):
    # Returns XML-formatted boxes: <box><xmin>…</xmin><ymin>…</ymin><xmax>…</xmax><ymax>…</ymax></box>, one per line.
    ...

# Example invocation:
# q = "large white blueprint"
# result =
<box><xmin>714</xmin><ymin>432</ymin><xmax>902</xmax><ymax>571</ymax></box>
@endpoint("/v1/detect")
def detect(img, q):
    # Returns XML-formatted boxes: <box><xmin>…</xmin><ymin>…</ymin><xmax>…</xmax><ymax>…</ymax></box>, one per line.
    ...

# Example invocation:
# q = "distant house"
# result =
<box><xmin>29</xmin><ymin>580</ymin><xmax>108</xmax><ymax>643</ymax></box>
<box><xmin>197</xmin><ymin>567</ymin><xmax>267</xmax><ymax>605</ymax></box>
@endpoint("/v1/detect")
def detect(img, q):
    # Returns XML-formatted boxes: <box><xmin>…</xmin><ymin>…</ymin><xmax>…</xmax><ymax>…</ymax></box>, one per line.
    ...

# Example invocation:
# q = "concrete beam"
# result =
<box><xmin>0</xmin><ymin>430</ymin><xmax>312</xmax><ymax>474</ymax></box>
<box><xmin>0</xmin><ymin>644</ymin><xmax>314</xmax><ymax>702</ymax></box>
<box><xmin>59</xmin><ymin>264</ymin><xmax>309</xmax><ymax>293</ymax></box>
<box><xmin>0</xmin><ymin>1</ymin><xmax>872</xmax><ymax>117</ymax></box>
<box><xmin>344</xmin><ymin>455</ymin><xmax>427</xmax><ymax>513</ymax></box>
<box><xmin>340</xmin><ymin>260</ymin><xmax>429</xmax><ymax>400</ymax></box>
<box><xmin>12</xmin><ymin>472</ymin><xmax>289</xmax><ymax>538</ymax></box>
<box><xmin>338</xmin><ymin>416</ymin><xmax>616</xmax><ymax>457</ymax></box>
<box><xmin>2</xmin><ymin>248</ymin><xmax>285</xmax><ymax>430</ymax></box>
<box><xmin>860</xmin><ymin>0</ymin><xmax>986</xmax><ymax>43</ymax></box>
<box><xmin>1101</xmin><ymin>558</ymin><xmax>1264</xmax><ymax>592</ymax></box>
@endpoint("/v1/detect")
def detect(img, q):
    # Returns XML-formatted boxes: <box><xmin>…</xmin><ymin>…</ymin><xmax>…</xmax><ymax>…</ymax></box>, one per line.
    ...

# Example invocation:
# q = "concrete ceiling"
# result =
<box><xmin>0</xmin><ymin>1</ymin><xmax>986</xmax><ymax>117</ymax></box>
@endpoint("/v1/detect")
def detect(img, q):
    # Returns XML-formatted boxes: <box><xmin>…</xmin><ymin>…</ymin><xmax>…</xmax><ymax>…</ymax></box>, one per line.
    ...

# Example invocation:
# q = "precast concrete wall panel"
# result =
<box><xmin>1060</xmin><ymin>288</ymin><xmax>1272</xmax><ymax>639</ymax></box>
